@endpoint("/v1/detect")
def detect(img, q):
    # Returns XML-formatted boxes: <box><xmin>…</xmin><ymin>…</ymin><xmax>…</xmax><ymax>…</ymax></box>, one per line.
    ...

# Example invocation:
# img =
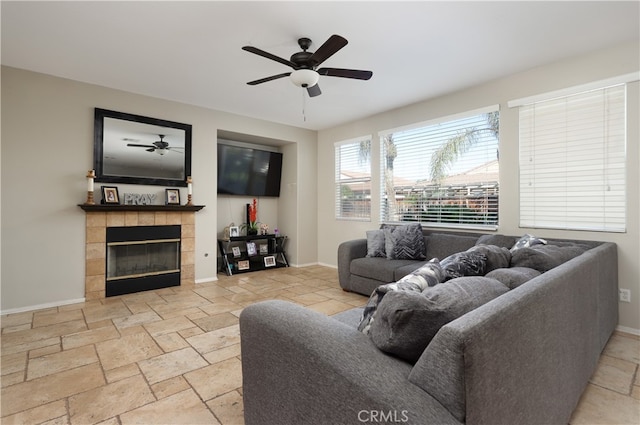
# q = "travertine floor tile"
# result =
<box><xmin>184</xmin><ymin>357</ymin><xmax>243</xmax><ymax>401</ymax></box>
<box><xmin>186</xmin><ymin>325</ymin><xmax>240</xmax><ymax>355</ymax></box>
<box><xmin>192</xmin><ymin>312</ymin><xmax>238</xmax><ymax>332</ymax></box>
<box><xmin>1</xmin><ymin>363</ymin><xmax>104</xmax><ymax>417</ymax></box>
<box><xmin>120</xmin><ymin>388</ymin><xmax>219</xmax><ymax>424</ymax></box>
<box><xmin>603</xmin><ymin>333</ymin><xmax>640</xmax><ymax>364</ymax></box>
<box><xmin>112</xmin><ymin>310</ymin><xmax>162</xmax><ymax>330</ymax></box>
<box><xmin>68</xmin><ymin>374</ymin><xmax>155</xmax><ymax>425</ymax></box>
<box><xmin>570</xmin><ymin>383</ymin><xmax>640</xmax><ymax>424</ymax></box>
<box><xmin>96</xmin><ymin>332</ymin><xmax>162</xmax><ymax>370</ymax></box>
<box><xmin>151</xmin><ymin>375</ymin><xmax>191</xmax><ymax>400</ymax></box>
<box><xmin>207</xmin><ymin>390</ymin><xmax>245</xmax><ymax>425</ymax></box>
<box><xmin>62</xmin><ymin>325</ymin><xmax>120</xmax><ymax>350</ymax></box>
<box><xmin>27</xmin><ymin>345</ymin><xmax>99</xmax><ymax>380</ymax></box>
<box><xmin>306</xmin><ymin>299</ymin><xmax>356</xmax><ymax>315</ymax></box>
<box><xmin>83</xmin><ymin>301</ymin><xmax>131</xmax><ymax>324</ymax></box>
<box><xmin>143</xmin><ymin>315</ymin><xmax>195</xmax><ymax>336</ymax></box>
<box><xmin>591</xmin><ymin>355</ymin><xmax>637</xmax><ymax>395</ymax></box>
<box><xmin>33</xmin><ymin>309</ymin><xmax>84</xmax><ymax>328</ymax></box>
<box><xmin>0</xmin><ymin>400</ymin><xmax>67</xmax><ymax>425</ymax></box>
<box><xmin>138</xmin><ymin>347</ymin><xmax>208</xmax><ymax>384</ymax></box>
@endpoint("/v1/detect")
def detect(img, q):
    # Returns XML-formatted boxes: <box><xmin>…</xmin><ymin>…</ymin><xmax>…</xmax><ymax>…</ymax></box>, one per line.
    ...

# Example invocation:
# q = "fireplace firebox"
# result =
<box><xmin>106</xmin><ymin>225</ymin><xmax>181</xmax><ymax>296</ymax></box>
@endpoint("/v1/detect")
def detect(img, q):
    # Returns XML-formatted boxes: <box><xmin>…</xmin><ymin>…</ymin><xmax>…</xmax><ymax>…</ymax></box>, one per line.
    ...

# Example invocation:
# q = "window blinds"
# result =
<box><xmin>518</xmin><ymin>84</ymin><xmax>626</xmax><ymax>232</ymax></box>
<box><xmin>380</xmin><ymin>107</ymin><xmax>499</xmax><ymax>228</ymax></box>
<box><xmin>335</xmin><ymin>139</ymin><xmax>371</xmax><ymax>220</ymax></box>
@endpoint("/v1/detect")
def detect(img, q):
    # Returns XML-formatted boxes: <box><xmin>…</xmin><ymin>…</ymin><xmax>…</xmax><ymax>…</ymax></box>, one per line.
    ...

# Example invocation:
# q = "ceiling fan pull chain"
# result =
<box><xmin>302</xmin><ymin>90</ymin><xmax>307</xmax><ymax>122</ymax></box>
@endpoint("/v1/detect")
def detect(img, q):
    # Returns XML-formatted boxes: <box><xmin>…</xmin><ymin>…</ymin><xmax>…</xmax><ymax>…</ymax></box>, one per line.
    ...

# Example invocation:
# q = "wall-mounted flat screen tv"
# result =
<box><xmin>217</xmin><ymin>144</ymin><xmax>283</xmax><ymax>197</ymax></box>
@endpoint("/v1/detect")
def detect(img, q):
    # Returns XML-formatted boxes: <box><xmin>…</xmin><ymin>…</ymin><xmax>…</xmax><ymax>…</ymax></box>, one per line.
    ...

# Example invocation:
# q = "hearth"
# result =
<box><xmin>106</xmin><ymin>225</ymin><xmax>181</xmax><ymax>296</ymax></box>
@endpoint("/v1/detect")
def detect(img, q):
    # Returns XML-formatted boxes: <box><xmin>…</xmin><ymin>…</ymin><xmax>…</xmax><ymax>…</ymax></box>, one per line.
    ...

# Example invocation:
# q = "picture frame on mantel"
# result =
<box><xmin>101</xmin><ymin>186</ymin><xmax>120</xmax><ymax>204</ymax></box>
<box><xmin>165</xmin><ymin>189</ymin><xmax>180</xmax><ymax>205</ymax></box>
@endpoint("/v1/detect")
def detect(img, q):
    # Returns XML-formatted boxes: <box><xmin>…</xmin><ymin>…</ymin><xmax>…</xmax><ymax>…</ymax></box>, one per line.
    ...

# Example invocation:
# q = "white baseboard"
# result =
<box><xmin>317</xmin><ymin>262</ymin><xmax>337</xmax><ymax>269</ymax></box>
<box><xmin>616</xmin><ymin>325</ymin><xmax>640</xmax><ymax>337</ymax></box>
<box><xmin>1</xmin><ymin>298</ymin><xmax>86</xmax><ymax>316</ymax></box>
<box><xmin>195</xmin><ymin>276</ymin><xmax>218</xmax><ymax>284</ymax></box>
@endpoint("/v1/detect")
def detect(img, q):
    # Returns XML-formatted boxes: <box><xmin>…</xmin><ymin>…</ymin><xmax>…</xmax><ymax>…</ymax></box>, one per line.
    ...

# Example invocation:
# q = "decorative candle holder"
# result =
<box><xmin>186</xmin><ymin>176</ymin><xmax>193</xmax><ymax>206</ymax></box>
<box><xmin>85</xmin><ymin>169</ymin><xmax>96</xmax><ymax>205</ymax></box>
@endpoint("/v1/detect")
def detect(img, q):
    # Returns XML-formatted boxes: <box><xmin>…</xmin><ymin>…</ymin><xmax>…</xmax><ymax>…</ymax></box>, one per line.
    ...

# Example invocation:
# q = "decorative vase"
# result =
<box><xmin>247</xmin><ymin>228</ymin><xmax>258</xmax><ymax>236</ymax></box>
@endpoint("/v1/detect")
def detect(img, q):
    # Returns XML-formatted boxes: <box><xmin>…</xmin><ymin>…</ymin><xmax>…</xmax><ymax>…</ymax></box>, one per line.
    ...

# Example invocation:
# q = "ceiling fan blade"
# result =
<box><xmin>146</xmin><ymin>148</ymin><xmax>155</xmax><ymax>153</ymax></box>
<box><xmin>242</xmin><ymin>46</ymin><xmax>297</xmax><ymax>69</ymax></box>
<box><xmin>317</xmin><ymin>68</ymin><xmax>373</xmax><ymax>80</ymax></box>
<box><xmin>127</xmin><ymin>143</ymin><xmax>155</xmax><ymax>148</ymax></box>
<box><xmin>307</xmin><ymin>84</ymin><xmax>322</xmax><ymax>97</ymax></box>
<box><xmin>308</xmin><ymin>34</ymin><xmax>348</xmax><ymax>67</ymax></box>
<box><xmin>247</xmin><ymin>72</ymin><xmax>291</xmax><ymax>86</ymax></box>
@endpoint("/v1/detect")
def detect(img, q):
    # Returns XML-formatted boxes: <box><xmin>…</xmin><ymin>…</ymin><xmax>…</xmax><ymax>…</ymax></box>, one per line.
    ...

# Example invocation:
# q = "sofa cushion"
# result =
<box><xmin>365</xmin><ymin>229</ymin><xmax>386</xmax><ymax>258</ymax></box>
<box><xmin>475</xmin><ymin>234</ymin><xmax>516</xmax><ymax>249</ymax></box>
<box><xmin>350</xmin><ymin>257</ymin><xmax>418</xmax><ymax>283</ymax></box>
<box><xmin>383</xmin><ymin>223</ymin><xmax>426</xmax><ymax>260</ymax></box>
<box><xmin>357</xmin><ymin>259</ymin><xmax>444</xmax><ymax>334</ymax></box>
<box><xmin>485</xmin><ymin>266</ymin><xmax>541</xmax><ymax>289</ymax></box>
<box><xmin>369</xmin><ymin>276</ymin><xmax>509</xmax><ymax>362</ymax></box>
<box><xmin>426</xmin><ymin>233</ymin><xmax>478</xmax><ymax>260</ymax></box>
<box><xmin>510</xmin><ymin>243</ymin><xmax>588</xmax><ymax>272</ymax></box>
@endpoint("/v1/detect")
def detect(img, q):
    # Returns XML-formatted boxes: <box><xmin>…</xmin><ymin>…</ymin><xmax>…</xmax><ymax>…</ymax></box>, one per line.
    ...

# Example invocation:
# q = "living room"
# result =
<box><xmin>1</xmin><ymin>1</ymin><xmax>639</xmax><ymax>424</ymax></box>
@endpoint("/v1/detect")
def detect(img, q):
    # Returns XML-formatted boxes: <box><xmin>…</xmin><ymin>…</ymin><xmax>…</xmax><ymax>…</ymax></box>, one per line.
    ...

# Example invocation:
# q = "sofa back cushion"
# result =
<box><xmin>426</xmin><ymin>233</ymin><xmax>478</xmax><ymax>260</ymax></box>
<box><xmin>369</xmin><ymin>276</ymin><xmax>508</xmax><ymax>363</ymax></box>
<box><xmin>485</xmin><ymin>266</ymin><xmax>541</xmax><ymax>289</ymax></box>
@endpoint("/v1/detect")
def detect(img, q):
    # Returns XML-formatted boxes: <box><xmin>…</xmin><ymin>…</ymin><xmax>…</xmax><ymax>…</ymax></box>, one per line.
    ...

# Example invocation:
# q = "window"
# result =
<box><xmin>335</xmin><ymin>138</ymin><xmax>372</xmax><ymax>220</ymax></box>
<box><xmin>380</xmin><ymin>106</ymin><xmax>500</xmax><ymax>228</ymax></box>
<box><xmin>515</xmin><ymin>84</ymin><xmax>626</xmax><ymax>232</ymax></box>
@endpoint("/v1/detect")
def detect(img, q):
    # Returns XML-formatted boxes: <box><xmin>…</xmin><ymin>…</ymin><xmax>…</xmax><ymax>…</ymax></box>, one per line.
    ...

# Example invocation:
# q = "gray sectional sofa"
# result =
<box><xmin>240</xmin><ymin>227</ymin><xmax>618</xmax><ymax>425</ymax></box>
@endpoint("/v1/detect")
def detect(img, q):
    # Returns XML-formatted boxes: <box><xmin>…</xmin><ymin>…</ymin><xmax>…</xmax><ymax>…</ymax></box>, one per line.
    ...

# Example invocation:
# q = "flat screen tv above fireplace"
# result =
<box><xmin>217</xmin><ymin>144</ymin><xmax>283</xmax><ymax>197</ymax></box>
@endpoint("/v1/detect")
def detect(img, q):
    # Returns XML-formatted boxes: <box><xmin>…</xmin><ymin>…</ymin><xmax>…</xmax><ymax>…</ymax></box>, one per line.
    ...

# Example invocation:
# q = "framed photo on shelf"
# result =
<box><xmin>229</xmin><ymin>226</ymin><xmax>240</xmax><ymax>237</ymax></box>
<box><xmin>238</xmin><ymin>260</ymin><xmax>250</xmax><ymax>271</ymax></box>
<box><xmin>101</xmin><ymin>186</ymin><xmax>120</xmax><ymax>204</ymax></box>
<box><xmin>259</xmin><ymin>243</ymin><xmax>269</xmax><ymax>255</ymax></box>
<box><xmin>246</xmin><ymin>242</ymin><xmax>258</xmax><ymax>256</ymax></box>
<box><xmin>165</xmin><ymin>189</ymin><xmax>180</xmax><ymax>205</ymax></box>
<box><xmin>232</xmin><ymin>246</ymin><xmax>241</xmax><ymax>257</ymax></box>
<box><xmin>264</xmin><ymin>256</ymin><xmax>276</xmax><ymax>267</ymax></box>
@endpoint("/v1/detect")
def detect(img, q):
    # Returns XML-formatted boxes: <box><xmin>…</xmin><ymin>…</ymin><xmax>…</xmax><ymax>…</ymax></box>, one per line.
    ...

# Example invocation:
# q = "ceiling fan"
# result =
<box><xmin>242</xmin><ymin>34</ymin><xmax>373</xmax><ymax>97</ymax></box>
<box><xmin>126</xmin><ymin>135</ymin><xmax>182</xmax><ymax>156</ymax></box>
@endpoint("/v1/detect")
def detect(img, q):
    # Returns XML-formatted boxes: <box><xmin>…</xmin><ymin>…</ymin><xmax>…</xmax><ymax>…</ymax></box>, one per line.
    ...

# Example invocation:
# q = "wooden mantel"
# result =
<box><xmin>78</xmin><ymin>204</ymin><xmax>205</xmax><ymax>212</ymax></box>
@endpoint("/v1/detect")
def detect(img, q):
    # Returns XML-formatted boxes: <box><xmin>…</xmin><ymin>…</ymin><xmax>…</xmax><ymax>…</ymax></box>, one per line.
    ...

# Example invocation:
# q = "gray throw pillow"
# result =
<box><xmin>475</xmin><ymin>234</ymin><xmax>516</xmax><ymax>249</ymax></box>
<box><xmin>467</xmin><ymin>244</ymin><xmax>511</xmax><ymax>273</ymax></box>
<box><xmin>510</xmin><ymin>243</ymin><xmax>587</xmax><ymax>272</ymax></box>
<box><xmin>383</xmin><ymin>223</ymin><xmax>426</xmax><ymax>260</ymax></box>
<box><xmin>485</xmin><ymin>266</ymin><xmax>541</xmax><ymax>289</ymax></box>
<box><xmin>369</xmin><ymin>277</ymin><xmax>509</xmax><ymax>362</ymax></box>
<box><xmin>365</xmin><ymin>230</ymin><xmax>386</xmax><ymax>258</ymax></box>
<box><xmin>357</xmin><ymin>259</ymin><xmax>444</xmax><ymax>334</ymax></box>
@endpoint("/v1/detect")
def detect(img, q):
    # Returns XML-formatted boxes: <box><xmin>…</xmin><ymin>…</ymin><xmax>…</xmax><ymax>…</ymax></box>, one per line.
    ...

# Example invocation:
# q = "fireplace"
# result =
<box><xmin>106</xmin><ymin>225</ymin><xmax>181</xmax><ymax>297</ymax></box>
<box><xmin>81</xmin><ymin>206</ymin><xmax>202</xmax><ymax>300</ymax></box>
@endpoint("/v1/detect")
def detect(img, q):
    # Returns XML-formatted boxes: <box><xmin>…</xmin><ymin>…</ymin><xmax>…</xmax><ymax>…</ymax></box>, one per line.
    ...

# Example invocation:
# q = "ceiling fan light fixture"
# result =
<box><xmin>290</xmin><ymin>69</ymin><xmax>319</xmax><ymax>88</ymax></box>
<box><xmin>156</xmin><ymin>148</ymin><xmax>168</xmax><ymax>156</ymax></box>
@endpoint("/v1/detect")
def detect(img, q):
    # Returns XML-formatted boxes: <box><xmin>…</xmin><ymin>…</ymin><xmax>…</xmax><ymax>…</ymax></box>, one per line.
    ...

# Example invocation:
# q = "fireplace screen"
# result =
<box><xmin>107</xmin><ymin>239</ymin><xmax>180</xmax><ymax>281</ymax></box>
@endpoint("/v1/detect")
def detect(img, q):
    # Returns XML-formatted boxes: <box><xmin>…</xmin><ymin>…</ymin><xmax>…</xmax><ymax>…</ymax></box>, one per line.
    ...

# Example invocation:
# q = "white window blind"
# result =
<box><xmin>380</xmin><ymin>107</ymin><xmax>499</xmax><ymax>228</ymax></box>
<box><xmin>335</xmin><ymin>138</ymin><xmax>372</xmax><ymax>220</ymax></box>
<box><xmin>518</xmin><ymin>84</ymin><xmax>626</xmax><ymax>232</ymax></box>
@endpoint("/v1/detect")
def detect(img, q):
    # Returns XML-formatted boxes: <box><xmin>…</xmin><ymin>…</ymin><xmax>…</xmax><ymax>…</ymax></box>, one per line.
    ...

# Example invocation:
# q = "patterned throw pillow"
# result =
<box><xmin>510</xmin><ymin>234</ymin><xmax>547</xmax><ymax>252</ymax></box>
<box><xmin>357</xmin><ymin>259</ymin><xmax>444</xmax><ymax>334</ymax></box>
<box><xmin>440</xmin><ymin>251</ymin><xmax>488</xmax><ymax>281</ymax></box>
<box><xmin>383</xmin><ymin>224</ymin><xmax>426</xmax><ymax>260</ymax></box>
<box><xmin>365</xmin><ymin>230</ymin><xmax>386</xmax><ymax>258</ymax></box>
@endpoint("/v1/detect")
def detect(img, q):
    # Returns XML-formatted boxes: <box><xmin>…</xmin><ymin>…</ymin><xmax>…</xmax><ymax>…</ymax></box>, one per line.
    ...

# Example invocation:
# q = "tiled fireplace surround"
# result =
<box><xmin>84</xmin><ymin>210</ymin><xmax>195</xmax><ymax>300</ymax></box>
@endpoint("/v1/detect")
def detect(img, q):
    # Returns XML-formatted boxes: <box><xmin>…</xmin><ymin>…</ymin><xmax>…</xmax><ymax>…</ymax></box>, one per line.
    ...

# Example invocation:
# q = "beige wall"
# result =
<box><xmin>1</xmin><ymin>66</ymin><xmax>316</xmax><ymax>313</ymax></box>
<box><xmin>317</xmin><ymin>41</ymin><xmax>640</xmax><ymax>333</ymax></box>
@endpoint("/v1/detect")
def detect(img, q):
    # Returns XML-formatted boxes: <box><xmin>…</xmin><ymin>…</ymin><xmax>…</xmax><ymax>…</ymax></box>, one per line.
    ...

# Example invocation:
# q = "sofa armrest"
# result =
<box><xmin>240</xmin><ymin>300</ymin><xmax>460</xmax><ymax>425</ymax></box>
<box><xmin>337</xmin><ymin>238</ymin><xmax>368</xmax><ymax>290</ymax></box>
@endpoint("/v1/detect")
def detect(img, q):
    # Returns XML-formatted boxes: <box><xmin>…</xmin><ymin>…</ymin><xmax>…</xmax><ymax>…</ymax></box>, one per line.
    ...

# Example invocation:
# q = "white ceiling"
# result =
<box><xmin>2</xmin><ymin>1</ymin><xmax>639</xmax><ymax>131</ymax></box>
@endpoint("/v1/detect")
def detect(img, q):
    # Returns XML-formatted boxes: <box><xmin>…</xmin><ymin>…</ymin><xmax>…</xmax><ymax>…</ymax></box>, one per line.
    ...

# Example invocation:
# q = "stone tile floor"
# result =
<box><xmin>1</xmin><ymin>265</ymin><xmax>638</xmax><ymax>424</ymax></box>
